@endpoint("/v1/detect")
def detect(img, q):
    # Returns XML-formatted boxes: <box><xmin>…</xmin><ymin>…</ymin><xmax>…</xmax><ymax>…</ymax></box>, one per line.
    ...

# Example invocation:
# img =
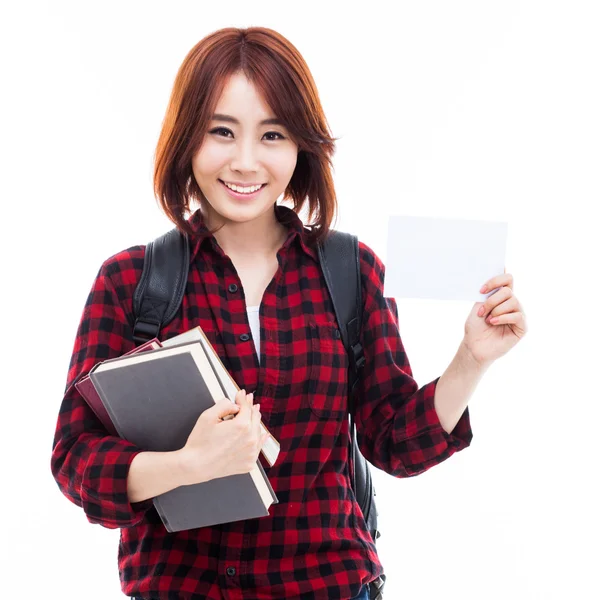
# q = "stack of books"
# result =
<box><xmin>75</xmin><ymin>327</ymin><xmax>280</xmax><ymax>532</ymax></box>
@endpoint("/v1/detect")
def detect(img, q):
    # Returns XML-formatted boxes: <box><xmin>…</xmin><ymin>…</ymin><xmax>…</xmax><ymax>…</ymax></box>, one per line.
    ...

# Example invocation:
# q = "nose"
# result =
<box><xmin>230</xmin><ymin>137</ymin><xmax>260</xmax><ymax>173</ymax></box>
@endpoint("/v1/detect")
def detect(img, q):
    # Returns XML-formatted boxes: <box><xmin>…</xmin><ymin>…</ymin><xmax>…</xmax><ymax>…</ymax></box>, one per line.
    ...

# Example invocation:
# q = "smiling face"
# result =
<box><xmin>191</xmin><ymin>71</ymin><xmax>299</xmax><ymax>229</ymax></box>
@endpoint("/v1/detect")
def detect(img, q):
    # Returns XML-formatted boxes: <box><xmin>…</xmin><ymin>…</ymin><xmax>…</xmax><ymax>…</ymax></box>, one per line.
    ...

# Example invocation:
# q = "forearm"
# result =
<box><xmin>127</xmin><ymin>449</ymin><xmax>191</xmax><ymax>503</ymax></box>
<box><xmin>434</xmin><ymin>342</ymin><xmax>491</xmax><ymax>434</ymax></box>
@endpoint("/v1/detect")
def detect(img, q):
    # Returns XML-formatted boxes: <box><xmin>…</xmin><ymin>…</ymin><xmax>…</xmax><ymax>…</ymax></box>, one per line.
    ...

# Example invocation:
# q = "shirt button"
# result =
<box><xmin>335</xmin><ymin>328</ymin><xmax>341</xmax><ymax>339</ymax></box>
<box><xmin>226</xmin><ymin>566</ymin><xmax>236</xmax><ymax>576</ymax></box>
<box><xmin>240</xmin><ymin>333</ymin><xmax>250</xmax><ymax>342</ymax></box>
<box><xmin>228</xmin><ymin>283</ymin><xmax>238</xmax><ymax>293</ymax></box>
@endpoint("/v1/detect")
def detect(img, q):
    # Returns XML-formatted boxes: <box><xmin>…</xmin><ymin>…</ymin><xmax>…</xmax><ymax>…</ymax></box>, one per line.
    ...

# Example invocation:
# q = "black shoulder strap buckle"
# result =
<box><xmin>132</xmin><ymin>316</ymin><xmax>163</xmax><ymax>345</ymax></box>
<box><xmin>350</xmin><ymin>342</ymin><xmax>366</xmax><ymax>374</ymax></box>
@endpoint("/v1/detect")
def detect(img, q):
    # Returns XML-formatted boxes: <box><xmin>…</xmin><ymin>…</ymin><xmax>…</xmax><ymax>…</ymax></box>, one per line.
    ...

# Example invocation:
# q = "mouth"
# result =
<box><xmin>218</xmin><ymin>179</ymin><xmax>267</xmax><ymax>200</ymax></box>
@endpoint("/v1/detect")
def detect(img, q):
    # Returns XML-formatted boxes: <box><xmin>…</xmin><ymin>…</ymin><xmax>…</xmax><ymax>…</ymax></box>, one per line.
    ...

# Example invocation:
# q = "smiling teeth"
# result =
<box><xmin>223</xmin><ymin>182</ymin><xmax>263</xmax><ymax>194</ymax></box>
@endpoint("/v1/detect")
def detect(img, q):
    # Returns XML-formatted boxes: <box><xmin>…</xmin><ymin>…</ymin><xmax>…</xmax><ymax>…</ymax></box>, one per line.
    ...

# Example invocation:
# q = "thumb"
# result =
<box><xmin>210</xmin><ymin>398</ymin><xmax>240</xmax><ymax>421</ymax></box>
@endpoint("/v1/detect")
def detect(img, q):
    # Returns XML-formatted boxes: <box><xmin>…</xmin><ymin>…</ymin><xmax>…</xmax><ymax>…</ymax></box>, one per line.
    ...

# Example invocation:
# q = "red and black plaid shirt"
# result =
<box><xmin>51</xmin><ymin>205</ymin><xmax>472</xmax><ymax>600</ymax></box>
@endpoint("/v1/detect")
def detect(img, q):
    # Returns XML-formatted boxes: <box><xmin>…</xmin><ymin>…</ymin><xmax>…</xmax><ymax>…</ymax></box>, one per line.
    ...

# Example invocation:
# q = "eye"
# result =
<box><xmin>264</xmin><ymin>131</ymin><xmax>285</xmax><ymax>141</ymax></box>
<box><xmin>208</xmin><ymin>127</ymin><xmax>286</xmax><ymax>141</ymax></box>
<box><xmin>209</xmin><ymin>127</ymin><xmax>233</xmax><ymax>138</ymax></box>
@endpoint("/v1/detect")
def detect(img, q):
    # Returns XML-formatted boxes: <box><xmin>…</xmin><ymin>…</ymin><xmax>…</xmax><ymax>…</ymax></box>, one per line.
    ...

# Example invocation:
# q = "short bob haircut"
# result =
<box><xmin>154</xmin><ymin>27</ymin><xmax>339</xmax><ymax>246</ymax></box>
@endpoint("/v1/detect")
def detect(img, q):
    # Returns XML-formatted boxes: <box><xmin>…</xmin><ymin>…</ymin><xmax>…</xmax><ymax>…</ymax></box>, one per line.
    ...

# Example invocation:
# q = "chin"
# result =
<box><xmin>210</xmin><ymin>200</ymin><xmax>276</xmax><ymax>224</ymax></box>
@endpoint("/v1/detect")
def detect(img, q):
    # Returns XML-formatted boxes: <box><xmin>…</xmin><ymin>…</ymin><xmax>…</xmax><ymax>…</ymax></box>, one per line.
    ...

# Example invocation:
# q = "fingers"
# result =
<box><xmin>486</xmin><ymin>297</ymin><xmax>520</xmax><ymax>322</ymax></box>
<box><xmin>213</xmin><ymin>398</ymin><xmax>240</xmax><ymax>422</ymax></box>
<box><xmin>231</xmin><ymin>389</ymin><xmax>249</xmax><ymax>422</ymax></box>
<box><xmin>235</xmin><ymin>388</ymin><xmax>255</xmax><ymax>407</ymax></box>
<box><xmin>225</xmin><ymin>390</ymin><xmax>263</xmax><ymax>448</ymax></box>
<box><xmin>231</xmin><ymin>389</ymin><xmax>260</xmax><ymax>430</ymax></box>
<box><xmin>488</xmin><ymin>310</ymin><xmax>525</xmax><ymax>325</ymax></box>
<box><xmin>480</xmin><ymin>272</ymin><xmax>514</xmax><ymax>294</ymax></box>
<box><xmin>234</xmin><ymin>388</ymin><xmax>247</xmax><ymax>407</ymax></box>
<box><xmin>486</xmin><ymin>311</ymin><xmax>528</xmax><ymax>335</ymax></box>
<box><xmin>253</xmin><ymin>404</ymin><xmax>262</xmax><ymax>445</ymax></box>
<box><xmin>246</xmin><ymin>392</ymin><xmax>256</xmax><ymax>428</ymax></box>
<box><xmin>477</xmin><ymin>286</ymin><xmax>514</xmax><ymax>319</ymax></box>
<box><xmin>242</xmin><ymin>390</ymin><xmax>261</xmax><ymax>448</ymax></box>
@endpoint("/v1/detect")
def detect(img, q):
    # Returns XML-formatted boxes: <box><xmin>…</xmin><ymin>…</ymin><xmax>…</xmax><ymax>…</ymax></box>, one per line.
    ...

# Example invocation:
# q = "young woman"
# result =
<box><xmin>50</xmin><ymin>27</ymin><xmax>527</xmax><ymax>600</ymax></box>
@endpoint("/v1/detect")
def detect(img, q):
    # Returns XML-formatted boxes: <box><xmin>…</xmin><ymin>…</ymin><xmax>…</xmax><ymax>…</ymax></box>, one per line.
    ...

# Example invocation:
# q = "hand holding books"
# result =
<box><xmin>178</xmin><ymin>389</ymin><xmax>270</xmax><ymax>486</ymax></box>
<box><xmin>83</xmin><ymin>332</ymin><xmax>280</xmax><ymax>531</ymax></box>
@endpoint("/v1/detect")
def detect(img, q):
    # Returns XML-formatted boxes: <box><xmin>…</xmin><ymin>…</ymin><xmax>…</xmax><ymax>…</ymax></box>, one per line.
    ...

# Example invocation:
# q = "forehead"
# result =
<box><xmin>214</xmin><ymin>72</ymin><xmax>275</xmax><ymax>121</ymax></box>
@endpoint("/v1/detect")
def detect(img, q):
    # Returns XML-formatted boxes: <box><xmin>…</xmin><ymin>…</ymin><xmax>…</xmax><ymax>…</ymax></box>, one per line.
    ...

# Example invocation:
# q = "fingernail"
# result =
<box><xmin>478</xmin><ymin>306</ymin><xmax>484</xmax><ymax>317</ymax></box>
<box><xmin>255</xmin><ymin>403</ymin><xmax>260</xmax><ymax>411</ymax></box>
<box><xmin>480</xmin><ymin>285</ymin><xmax>488</xmax><ymax>293</ymax></box>
<box><xmin>247</xmin><ymin>392</ymin><xmax>254</xmax><ymax>402</ymax></box>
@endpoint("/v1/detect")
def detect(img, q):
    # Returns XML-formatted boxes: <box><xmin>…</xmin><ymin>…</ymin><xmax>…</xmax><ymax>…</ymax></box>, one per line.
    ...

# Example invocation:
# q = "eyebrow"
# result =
<box><xmin>210</xmin><ymin>113</ymin><xmax>284</xmax><ymax>126</ymax></box>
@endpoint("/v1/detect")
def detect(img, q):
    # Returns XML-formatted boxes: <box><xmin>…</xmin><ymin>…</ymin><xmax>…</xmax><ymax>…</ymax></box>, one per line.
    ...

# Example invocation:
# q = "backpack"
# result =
<box><xmin>132</xmin><ymin>227</ymin><xmax>386</xmax><ymax>600</ymax></box>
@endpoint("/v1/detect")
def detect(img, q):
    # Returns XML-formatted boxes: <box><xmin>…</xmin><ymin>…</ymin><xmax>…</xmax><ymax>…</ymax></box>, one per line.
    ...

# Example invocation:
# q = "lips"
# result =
<box><xmin>218</xmin><ymin>179</ymin><xmax>267</xmax><ymax>200</ymax></box>
<box><xmin>219</xmin><ymin>180</ymin><xmax>266</xmax><ymax>191</ymax></box>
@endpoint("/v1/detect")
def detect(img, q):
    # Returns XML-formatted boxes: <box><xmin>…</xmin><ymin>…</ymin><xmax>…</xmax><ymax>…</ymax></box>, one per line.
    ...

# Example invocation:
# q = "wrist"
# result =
<box><xmin>174</xmin><ymin>447</ymin><xmax>210</xmax><ymax>487</ymax></box>
<box><xmin>458</xmin><ymin>340</ymin><xmax>493</xmax><ymax>373</ymax></box>
<box><xmin>173</xmin><ymin>448</ymin><xmax>194</xmax><ymax>487</ymax></box>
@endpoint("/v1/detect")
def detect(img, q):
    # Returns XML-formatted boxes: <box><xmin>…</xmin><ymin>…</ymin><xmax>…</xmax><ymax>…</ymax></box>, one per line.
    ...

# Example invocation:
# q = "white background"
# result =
<box><xmin>1</xmin><ymin>1</ymin><xmax>598</xmax><ymax>598</ymax></box>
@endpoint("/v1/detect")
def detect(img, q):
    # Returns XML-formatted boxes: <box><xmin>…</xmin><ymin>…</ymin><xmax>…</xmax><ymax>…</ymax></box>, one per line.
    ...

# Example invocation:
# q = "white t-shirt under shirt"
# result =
<box><xmin>246</xmin><ymin>305</ymin><xmax>261</xmax><ymax>363</ymax></box>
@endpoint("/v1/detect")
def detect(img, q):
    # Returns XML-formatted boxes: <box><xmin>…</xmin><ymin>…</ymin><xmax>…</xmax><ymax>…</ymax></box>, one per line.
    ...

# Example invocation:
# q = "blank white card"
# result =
<box><xmin>383</xmin><ymin>215</ymin><xmax>508</xmax><ymax>302</ymax></box>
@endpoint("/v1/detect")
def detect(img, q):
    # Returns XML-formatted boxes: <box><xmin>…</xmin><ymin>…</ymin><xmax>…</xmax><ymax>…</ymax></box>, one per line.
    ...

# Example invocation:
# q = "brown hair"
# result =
<box><xmin>153</xmin><ymin>27</ymin><xmax>339</xmax><ymax>245</ymax></box>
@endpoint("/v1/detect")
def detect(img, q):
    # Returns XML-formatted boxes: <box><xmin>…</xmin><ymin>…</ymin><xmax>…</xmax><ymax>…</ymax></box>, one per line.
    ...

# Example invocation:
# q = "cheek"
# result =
<box><xmin>270</xmin><ymin>147</ymin><xmax>298</xmax><ymax>181</ymax></box>
<box><xmin>192</xmin><ymin>142</ymin><xmax>229</xmax><ymax>178</ymax></box>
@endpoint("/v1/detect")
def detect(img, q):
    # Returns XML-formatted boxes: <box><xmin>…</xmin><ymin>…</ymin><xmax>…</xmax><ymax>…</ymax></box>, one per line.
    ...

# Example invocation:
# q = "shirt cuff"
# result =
<box><xmin>80</xmin><ymin>439</ymin><xmax>154</xmax><ymax>529</ymax></box>
<box><xmin>425</xmin><ymin>376</ymin><xmax>473</xmax><ymax>451</ymax></box>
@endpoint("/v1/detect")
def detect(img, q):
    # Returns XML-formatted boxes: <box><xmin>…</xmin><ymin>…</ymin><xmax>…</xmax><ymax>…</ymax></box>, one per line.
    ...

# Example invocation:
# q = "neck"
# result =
<box><xmin>204</xmin><ymin>206</ymin><xmax>287</xmax><ymax>258</ymax></box>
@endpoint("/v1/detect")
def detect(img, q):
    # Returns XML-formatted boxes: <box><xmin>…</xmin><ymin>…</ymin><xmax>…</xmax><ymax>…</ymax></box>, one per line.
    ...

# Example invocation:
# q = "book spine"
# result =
<box><xmin>87</xmin><ymin>370</ymin><xmax>128</xmax><ymax>440</ymax></box>
<box><xmin>75</xmin><ymin>377</ymin><xmax>119</xmax><ymax>436</ymax></box>
<box><xmin>152</xmin><ymin>498</ymin><xmax>174</xmax><ymax>533</ymax></box>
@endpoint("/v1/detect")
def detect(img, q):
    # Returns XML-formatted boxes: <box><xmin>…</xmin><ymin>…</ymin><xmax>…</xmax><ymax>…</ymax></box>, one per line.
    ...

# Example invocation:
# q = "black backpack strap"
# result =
<box><xmin>318</xmin><ymin>231</ymin><xmax>386</xmax><ymax>599</ymax></box>
<box><xmin>132</xmin><ymin>227</ymin><xmax>190</xmax><ymax>344</ymax></box>
<box><xmin>317</xmin><ymin>232</ymin><xmax>372</xmax><ymax>517</ymax></box>
<box><xmin>317</xmin><ymin>231</ymin><xmax>366</xmax><ymax>402</ymax></box>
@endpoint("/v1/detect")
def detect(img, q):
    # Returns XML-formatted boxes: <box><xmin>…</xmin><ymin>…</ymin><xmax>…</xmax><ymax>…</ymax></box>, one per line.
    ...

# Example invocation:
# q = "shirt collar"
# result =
<box><xmin>187</xmin><ymin>204</ymin><xmax>319</xmax><ymax>263</ymax></box>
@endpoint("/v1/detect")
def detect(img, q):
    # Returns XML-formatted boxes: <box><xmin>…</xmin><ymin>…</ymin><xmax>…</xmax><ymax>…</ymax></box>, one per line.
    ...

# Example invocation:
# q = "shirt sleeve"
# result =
<box><xmin>50</xmin><ymin>253</ymin><xmax>155</xmax><ymax>528</ymax></box>
<box><xmin>354</xmin><ymin>242</ymin><xmax>473</xmax><ymax>478</ymax></box>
